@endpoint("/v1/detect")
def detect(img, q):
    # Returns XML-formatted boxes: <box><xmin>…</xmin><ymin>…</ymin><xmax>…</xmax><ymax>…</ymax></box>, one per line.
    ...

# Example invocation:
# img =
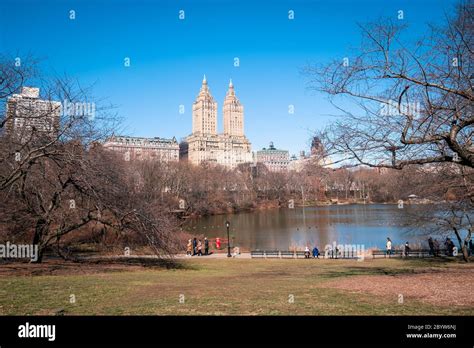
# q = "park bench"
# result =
<box><xmin>324</xmin><ymin>249</ymin><xmax>337</xmax><ymax>259</ymax></box>
<box><xmin>265</xmin><ymin>250</ymin><xmax>280</xmax><ymax>258</ymax></box>
<box><xmin>338</xmin><ymin>249</ymin><xmax>361</xmax><ymax>259</ymax></box>
<box><xmin>248</xmin><ymin>250</ymin><xmax>336</xmax><ymax>259</ymax></box>
<box><xmin>280</xmin><ymin>251</ymin><xmax>295</xmax><ymax>259</ymax></box>
<box><xmin>372</xmin><ymin>250</ymin><xmax>404</xmax><ymax>258</ymax></box>
<box><xmin>373</xmin><ymin>249</ymin><xmax>454</xmax><ymax>258</ymax></box>
<box><xmin>323</xmin><ymin>249</ymin><xmax>361</xmax><ymax>259</ymax></box>
<box><xmin>295</xmin><ymin>251</ymin><xmax>307</xmax><ymax>259</ymax></box>
<box><xmin>250</xmin><ymin>250</ymin><xmax>265</xmax><ymax>258</ymax></box>
<box><xmin>406</xmin><ymin>249</ymin><xmax>435</xmax><ymax>258</ymax></box>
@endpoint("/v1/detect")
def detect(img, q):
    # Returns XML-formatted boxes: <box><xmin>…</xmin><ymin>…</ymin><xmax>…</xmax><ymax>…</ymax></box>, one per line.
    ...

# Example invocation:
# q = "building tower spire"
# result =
<box><xmin>227</xmin><ymin>79</ymin><xmax>235</xmax><ymax>96</ymax></box>
<box><xmin>192</xmin><ymin>76</ymin><xmax>217</xmax><ymax>135</ymax></box>
<box><xmin>223</xmin><ymin>79</ymin><xmax>243</xmax><ymax>136</ymax></box>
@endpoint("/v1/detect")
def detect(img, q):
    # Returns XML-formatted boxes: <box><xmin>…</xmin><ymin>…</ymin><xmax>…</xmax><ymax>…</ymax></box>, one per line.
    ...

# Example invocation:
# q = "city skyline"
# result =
<box><xmin>0</xmin><ymin>0</ymin><xmax>460</xmax><ymax>155</ymax></box>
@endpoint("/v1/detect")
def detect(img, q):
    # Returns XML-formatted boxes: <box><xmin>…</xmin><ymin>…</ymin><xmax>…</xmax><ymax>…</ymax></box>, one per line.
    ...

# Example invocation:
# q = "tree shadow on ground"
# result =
<box><xmin>83</xmin><ymin>257</ymin><xmax>194</xmax><ymax>270</ymax></box>
<box><xmin>0</xmin><ymin>256</ymin><xmax>196</xmax><ymax>277</ymax></box>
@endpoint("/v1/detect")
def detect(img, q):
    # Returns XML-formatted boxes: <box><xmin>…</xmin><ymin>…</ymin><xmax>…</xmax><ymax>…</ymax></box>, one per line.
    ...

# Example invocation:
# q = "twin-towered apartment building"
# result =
<box><xmin>179</xmin><ymin>76</ymin><xmax>253</xmax><ymax>168</ymax></box>
<box><xmin>104</xmin><ymin>76</ymin><xmax>252</xmax><ymax>168</ymax></box>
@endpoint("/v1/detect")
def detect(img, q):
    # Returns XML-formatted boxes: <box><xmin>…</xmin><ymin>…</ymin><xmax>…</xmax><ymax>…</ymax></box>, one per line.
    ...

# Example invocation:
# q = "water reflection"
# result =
<box><xmin>184</xmin><ymin>204</ymin><xmax>425</xmax><ymax>250</ymax></box>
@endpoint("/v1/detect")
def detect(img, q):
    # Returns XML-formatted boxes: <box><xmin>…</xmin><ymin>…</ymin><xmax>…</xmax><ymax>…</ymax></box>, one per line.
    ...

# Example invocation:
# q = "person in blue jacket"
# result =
<box><xmin>312</xmin><ymin>246</ymin><xmax>319</xmax><ymax>258</ymax></box>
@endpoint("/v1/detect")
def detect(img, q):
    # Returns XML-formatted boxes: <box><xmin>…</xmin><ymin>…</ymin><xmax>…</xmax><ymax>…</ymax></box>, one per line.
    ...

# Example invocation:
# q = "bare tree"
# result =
<box><xmin>403</xmin><ymin>164</ymin><xmax>474</xmax><ymax>261</ymax></box>
<box><xmin>305</xmin><ymin>1</ymin><xmax>473</xmax><ymax>169</ymax></box>
<box><xmin>304</xmin><ymin>1</ymin><xmax>473</xmax><ymax>261</ymax></box>
<box><xmin>0</xmin><ymin>56</ymin><xmax>180</xmax><ymax>262</ymax></box>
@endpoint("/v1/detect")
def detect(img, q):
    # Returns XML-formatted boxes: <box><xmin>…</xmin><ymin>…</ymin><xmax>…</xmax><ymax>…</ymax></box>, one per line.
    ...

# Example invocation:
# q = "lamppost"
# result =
<box><xmin>225</xmin><ymin>221</ymin><xmax>231</xmax><ymax>257</ymax></box>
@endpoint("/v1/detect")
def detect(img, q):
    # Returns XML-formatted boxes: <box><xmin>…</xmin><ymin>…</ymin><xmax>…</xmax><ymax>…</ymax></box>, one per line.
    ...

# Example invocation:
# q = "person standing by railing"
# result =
<box><xmin>204</xmin><ymin>237</ymin><xmax>209</xmax><ymax>255</ymax></box>
<box><xmin>428</xmin><ymin>237</ymin><xmax>435</xmax><ymax>256</ymax></box>
<box><xmin>404</xmin><ymin>241</ymin><xmax>410</xmax><ymax>257</ymax></box>
<box><xmin>432</xmin><ymin>238</ymin><xmax>441</xmax><ymax>257</ymax></box>
<box><xmin>186</xmin><ymin>239</ymin><xmax>192</xmax><ymax>257</ymax></box>
<box><xmin>192</xmin><ymin>237</ymin><xmax>197</xmax><ymax>256</ymax></box>
<box><xmin>197</xmin><ymin>240</ymin><xmax>203</xmax><ymax>256</ymax></box>
<box><xmin>386</xmin><ymin>238</ymin><xmax>392</xmax><ymax>256</ymax></box>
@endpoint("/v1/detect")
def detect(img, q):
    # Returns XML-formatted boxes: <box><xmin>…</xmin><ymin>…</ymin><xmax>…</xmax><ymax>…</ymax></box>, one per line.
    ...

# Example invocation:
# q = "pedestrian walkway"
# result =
<box><xmin>175</xmin><ymin>252</ymin><xmax>251</xmax><ymax>259</ymax></box>
<box><xmin>80</xmin><ymin>252</ymin><xmax>252</xmax><ymax>260</ymax></box>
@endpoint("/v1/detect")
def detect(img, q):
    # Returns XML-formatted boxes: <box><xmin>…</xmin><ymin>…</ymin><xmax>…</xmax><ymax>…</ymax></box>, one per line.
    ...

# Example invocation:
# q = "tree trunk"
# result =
<box><xmin>31</xmin><ymin>219</ymin><xmax>48</xmax><ymax>263</ymax></box>
<box><xmin>33</xmin><ymin>245</ymin><xmax>46</xmax><ymax>264</ymax></box>
<box><xmin>453</xmin><ymin>227</ymin><xmax>470</xmax><ymax>262</ymax></box>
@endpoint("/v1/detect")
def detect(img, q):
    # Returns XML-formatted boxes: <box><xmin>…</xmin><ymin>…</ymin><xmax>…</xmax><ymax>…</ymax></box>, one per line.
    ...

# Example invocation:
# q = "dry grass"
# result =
<box><xmin>0</xmin><ymin>257</ymin><xmax>472</xmax><ymax>315</ymax></box>
<box><xmin>319</xmin><ymin>268</ymin><xmax>474</xmax><ymax>307</ymax></box>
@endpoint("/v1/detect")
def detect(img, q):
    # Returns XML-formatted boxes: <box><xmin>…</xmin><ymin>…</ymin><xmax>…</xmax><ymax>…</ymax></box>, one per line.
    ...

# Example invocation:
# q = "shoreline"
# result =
<box><xmin>182</xmin><ymin>200</ymin><xmax>438</xmax><ymax>220</ymax></box>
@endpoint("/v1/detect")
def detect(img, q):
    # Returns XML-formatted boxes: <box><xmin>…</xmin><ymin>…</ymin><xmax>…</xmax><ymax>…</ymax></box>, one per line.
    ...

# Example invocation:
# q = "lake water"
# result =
<box><xmin>184</xmin><ymin>204</ymin><xmax>430</xmax><ymax>251</ymax></box>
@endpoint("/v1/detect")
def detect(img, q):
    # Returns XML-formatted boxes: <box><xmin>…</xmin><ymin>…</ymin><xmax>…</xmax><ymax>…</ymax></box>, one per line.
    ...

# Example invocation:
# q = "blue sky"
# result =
<box><xmin>0</xmin><ymin>0</ymin><xmax>458</xmax><ymax>155</ymax></box>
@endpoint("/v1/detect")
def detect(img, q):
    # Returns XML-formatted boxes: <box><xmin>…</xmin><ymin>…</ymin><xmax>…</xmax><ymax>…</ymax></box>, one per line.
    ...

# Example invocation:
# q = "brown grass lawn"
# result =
<box><xmin>0</xmin><ymin>257</ymin><xmax>472</xmax><ymax>315</ymax></box>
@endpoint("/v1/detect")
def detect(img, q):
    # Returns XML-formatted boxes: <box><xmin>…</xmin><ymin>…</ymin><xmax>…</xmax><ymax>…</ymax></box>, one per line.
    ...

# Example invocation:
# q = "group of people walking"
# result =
<box><xmin>386</xmin><ymin>238</ymin><xmax>412</xmax><ymax>256</ymax></box>
<box><xmin>386</xmin><ymin>236</ymin><xmax>474</xmax><ymax>257</ymax></box>
<box><xmin>387</xmin><ymin>236</ymin><xmax>439</xmax><ymax>256</ymax></box>
<box><xmin>186</xmin><ymin>237</ymin><xmax>209</xmax><ymax>256</ymax></box>
<box><xmin>427</xmin><ymin>237</ymin><xmax>443</xmax><ymax>256</ymax></box>
<box><xmin>427</xmin><ymin>236</ymin><xmax>463</xmax><ymax>256</ymax></box>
